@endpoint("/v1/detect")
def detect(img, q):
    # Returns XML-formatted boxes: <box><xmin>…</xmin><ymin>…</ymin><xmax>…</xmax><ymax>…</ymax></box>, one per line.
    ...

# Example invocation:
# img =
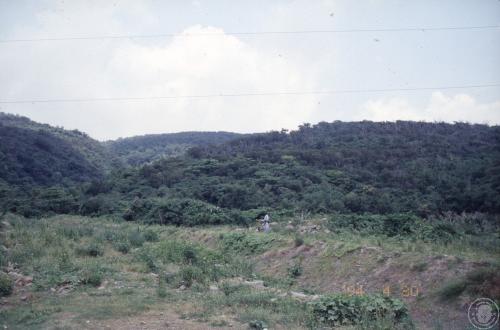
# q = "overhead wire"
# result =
<box><xmin>1</xmin><ymin>83</ymin><xmax>499</xmax><ymax>104</ymax></box>
<box><xmin>1</xmin><ymin>25</ymin><xmax>499</xmax><ymax>43</ymax></box>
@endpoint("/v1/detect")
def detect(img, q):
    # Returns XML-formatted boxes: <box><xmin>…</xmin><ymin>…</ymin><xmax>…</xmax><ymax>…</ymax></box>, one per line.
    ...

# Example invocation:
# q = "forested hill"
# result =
<box><xmin>194</xmin><ymin>121</ymin><xmax>500</xmax><ymax>167</ymax></box>
<box><xmin>106</xmin><ymin>131</ymin><xmax>243</xmax><ymax>166</ymax></box>
<box><xmin>0</xmin><ymin>112</ymin><xmax>112</xmax><ymax>185</ymax></box>
<box><xmin>201</xmin><ymin>121</ymin><xmax>500</xmax><ymax>212</ymax></box>
<box><xmin>122</xmin><ymin>121</ymin><xmax>500</xmax><ymax>221</ymax></box>
<box><xmin>1</xmin><ymin>115</ymin><xmax>499</xmax><ymax>220</ymax></box>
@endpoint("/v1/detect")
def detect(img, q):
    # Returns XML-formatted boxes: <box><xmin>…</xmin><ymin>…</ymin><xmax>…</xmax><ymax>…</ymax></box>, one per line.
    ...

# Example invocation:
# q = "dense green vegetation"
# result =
<box><xmin>0</xmin><ymin>112</ymin><xmax>114</xmax><ymax>183</ymax></box>
<box><xmin>1</xmin><ymin>115</ymin><xmax>499</xmax><ymax>225</ymax></box>
<box><xmin>0</xmin><ymin>119</ymin><xmax>106</xmax><ymax>186</ymax></box>
<box><xmin>308</xmin><ymin>294</ymin><xmax>412</xmax><ymax>328</ymax></box>
<box><xmin>105</xmin><ymin>131</ymin><xmax>243</xmax><ymax>166</ymax></box>
<box><xmin>189</xmin><ymin>121</ymin><xmax>500</xmax><ymax>214</ymax></box>
<box><xmin>96</xmin><ymin>121</ymin><xmax>498</xmax><ymax>223</ymax></box>
<box><xmin>0</xmin><ymin>271</ymin><xmax>13</xmax><ymax>297</ymax></box>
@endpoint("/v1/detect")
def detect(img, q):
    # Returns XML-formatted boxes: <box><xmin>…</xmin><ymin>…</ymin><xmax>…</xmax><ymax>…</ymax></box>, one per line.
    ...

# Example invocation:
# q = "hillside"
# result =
<box><xmin>106</xmin><ymin>131</ymin><xmax>243</xmax><ymax>166</ymax></box>
<box><xmin>0</xmin><ymin>113</ymin><xmax>113</xmax><ymax>186</ymax></box>
<box><xmin>0</xmin><ymin>214</ymin><xmax>498</xmax><ymax>329</ymax></box>
<box><xmin>1</xmin><ymin>115</ymin><xmax>500</xmax><ymax>329</ymax></box>
<box><xmin>103</xmin><ymin>121</ymin><xmax>500</xmax><ymax>224</ymax></box>
<box><xmin>1</xmin><ymin>116</ymin><xmax>499</xmax><ymax>220</ymax></box>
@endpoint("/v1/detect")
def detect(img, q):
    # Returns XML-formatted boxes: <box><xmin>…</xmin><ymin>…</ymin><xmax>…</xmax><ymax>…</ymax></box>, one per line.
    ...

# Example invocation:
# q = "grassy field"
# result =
<box><xmin>0</xmin><ymin>214</ymin><xmax>499</xmax><ymax>329</ymax></box>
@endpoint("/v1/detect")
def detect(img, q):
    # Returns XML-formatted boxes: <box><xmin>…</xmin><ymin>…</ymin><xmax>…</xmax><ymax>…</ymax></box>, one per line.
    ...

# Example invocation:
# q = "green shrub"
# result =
<box><xmin>466</xmin><ymin>267</ymin><xmax>495</xmax><ymax>283</ymax></box>
<box><xmin>329</xmin><ymin>214</ymin><xmax>462</xmax><ymax>243</ymax></box>
<box><xmin>308</xmin><ymin>294</ymin><xmax>411</xmax><ymax>327</ymax></box>
<box><xmin>416</xmin><ymin>222</ymin><xmax>460</xmax><ymax>244</ymax></box>
<box><xmin>128</xmin><ymin>229</ymin><xmax>145</xmax><ymax>247</ymax></box>
<box><xmin>249</xmin><ymin>320</ymin><xmax>268</xmax><ymax>330</ymax></box>
<box><xmin>143</xmin><ymin>229</ymin><xmax>159</xmax><ymax>242</ymax></box>
<box><xmin>438</xmin><ymin>267</ymin><xmax>500</xmax><ymax>301</ymax></box>
<box><xmin>79</xmin><ymin>196</ymin><xmax>113</xmax><ymax>216</ymax></box>
<box><xmin>329</xmin><ymin>214</ymin><xmax>419</xmax><ymax>237</ymax></box>
<box><xmin>0</xmin><ymin>248</ymin><xmax>6</xmax><ymax>268</ymax></box>
<box><xmin>162</xmin><ymin>272</ymin><xmax>177</xmax><ymax>285</ymax></box>
<box><xmin>80</xmin><ymin>261</ymin><xmax>104</xmax><ymax>287</ymax></box>
<box><xmin>54</xmin><ymin>248</ymin><xmax>74</xmax><ymax>272</ymax></box>
<box><xmin>179</xmin><ymin>265</ymin><xmax>205</xmax><ymax>287</ymax></box>
<box><xmin>438</xmin><ymin>280</ymin><xmax>467</xmax><ymax>301</ymax></box>
<box><xmin>410</xmin><ymin>262</ymin><xmax>428</xmax><ymax>272</ymax></box>
<box><xmin>294</xmin><ymin>235</ymin><xmax>304</xmax><ymax>247</ymax></box>
<box><xmin>142</xmin><ymin>198</ymin><xmax>237</xmax><ymax>226</ymax></box>
<box><xmin>114</xmin><ymin>241</ymin><xmax>131</xmax><ymax>254</ymax></box>
<box><xmin>221</xmin><ymin>282</ymin><xmax>247</xmax><ymax>296</ymax></box>
<box><xmin>182</xmin><ymin>245</ymin><xmax>197</xmax><ymax>264</ymax></box>
<box><xmin>157</xmin><ymin>276</ymin><xmax>167</xmax><ymax>298</ymax></box>
<box><xmin>148</xmin><ymin>240</ymin><xmax>206</xmax><ymax>265</ymax></box>
<box><xmin>0</xmin><ymin>272</ymin><xmax>13</xmax><ymax>296</ymax></box>
<box><xmin>287</xmin><ymin>262</ymin><xmax>303</xmax><ymax>278</ymax></box>
<box><xmin>136</xmin><ymin>248</ymin><xmax>158</xmax><ymax>272</ymax></box>
<box><xmin>76</xmin><ymin>241</ymin><xmax>104</xmax><ymax>257</ymax></box>
<box><xmin>102</xmin><ymin>229</ymin><xmax>117</xmax><ymax>242</ymax></box>
<box><xmin>383</xmin><ymin>215</ymin><xmax>415</xmax><ymax>237</ymax></box>
<box><xmin>220</xmin><ymin>232</ymin><xmax>275</xmax><ymax>255</ymax></box>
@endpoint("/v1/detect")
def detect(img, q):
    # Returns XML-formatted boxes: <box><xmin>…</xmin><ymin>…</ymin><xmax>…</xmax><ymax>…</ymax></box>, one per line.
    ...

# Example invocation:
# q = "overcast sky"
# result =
<box><xmin>1</xmin><ymin>0</ymin><xmax>499</xmax><ymax>140</ymax></box>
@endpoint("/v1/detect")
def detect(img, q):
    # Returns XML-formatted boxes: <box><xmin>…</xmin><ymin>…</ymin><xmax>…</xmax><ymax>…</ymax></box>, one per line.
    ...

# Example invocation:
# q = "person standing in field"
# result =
<box><xmin>262</xmin><ymin>214</ymin><xmax>270</xmax><ymax>232</ymax></box>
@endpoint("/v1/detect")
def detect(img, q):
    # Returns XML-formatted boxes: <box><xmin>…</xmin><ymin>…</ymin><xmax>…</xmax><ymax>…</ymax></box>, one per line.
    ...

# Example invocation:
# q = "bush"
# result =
<box><xmin>128</xmin><ymin>229</ymin><xmax>145</xmax><ymax>247</ymax></box>
<box><xmin>182</xmin><ymin>245</ymin><xmax>197</xmax><ymax>264</ymax></box>
<box><xmin>329</xmin><ymin>214</ymin><xmax>462</xmax><ymax>243</ymax></box>
<box><xmin>308</xmin><ymin>294</ymin><xmax>411</xmax><ymax>327</ymax></box>
<box><xmin>102</xmin><ymin>229</ymin><xmax>117</xmax><ymax>242</ymax></box>
<box><xmin>294</xmin><ymin>235</ymin><xmax>304</xmax><ymax>247</ymax></box>
<box><xmin>114</xmin><ymin>241</ymin><xmax>131</xmax><ymax>254</ymax></box>
<box><xmin>248</xmin><ymin>320</ymin><xmax>268</xmax><ymax>330</ymax></box>
<box><xmin>147</xmin><ymin>240</ymin><xmax>204</xmax><ymax>265</ymax></box>
<box><xmin>410</xmin><ymin>262</ymin><xmax>428</xmax><ymax>272</ymax></box>
<box><xmin>0</xmin><ymin>272</ymin><xmax>13</xmax><ymax>296</ymax></box>
<box><xmin>0</xmin><ymin>248</ymin><xmax>6</xmax><ymax>268</ymax></box>
<box><xmin>143</xmin><ymin>198</ymin><xmax>236</xmax><ymax>226</ymax></box>
<box><xmin>438</xmin><ymin>280</ymin><xmax>467</xmax><ymax>301</ymax></box>
<box><xmin>136</xmin><ymin>248</ymin><xmax>158</xmax><ymax>272</ymax></box>
<box><xmin>179</xmin><ymin>265</ymin><xmax>205</xmax><ymax>287</ymax></box>
<box><xmin>80</xmin><ymin>262</ymin><xmax>104</xmax><ymax>287</ymax></box>
<box><xmin>143</xmin><ymin>229</ymin><xmax>159</xmax><ymax>242</ymax></box>
<box><xmin>438</xmin><ymin>267</ymin><xmax>500</xmax><ymax>301</ymax></box>
<box><xmin>79</xmin><ymin>196</ymin><xmax>113</xmax><ymax>216</ymax></box>
<box><xmin>221</xmin><ymin>282</ymin><xmax>247</xmax><ymax>296</ymax></box>
<box><xmin>417</xmin><ymin>222</ymin><xmax>459</xmax><ymax>243</ymax></box>
<box><xmin>157</xmin><ymin>275</ymin><xmax>167</xmax><ymax>298</ymax></box>
<box><xmin>287</xmin><ymin>261</ymin><xmax>303</xmax><ymax>278</ymax></box>
<box><xmin>220</xmin><ymin>232</ymin><xmax>275</xmax><ymax>255</ymax></box>
<box><xmin>76</xmin><ymin>241</ymin><xmax>104</xmax><ymax>257</ymax></box>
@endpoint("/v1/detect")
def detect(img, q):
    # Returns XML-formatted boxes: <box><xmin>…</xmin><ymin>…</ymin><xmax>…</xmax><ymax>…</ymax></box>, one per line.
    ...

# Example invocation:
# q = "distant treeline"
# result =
<box><xmin>106</xmin><ymin>131</ymin><xmax>243</xmax><ymax>166</ymax></box>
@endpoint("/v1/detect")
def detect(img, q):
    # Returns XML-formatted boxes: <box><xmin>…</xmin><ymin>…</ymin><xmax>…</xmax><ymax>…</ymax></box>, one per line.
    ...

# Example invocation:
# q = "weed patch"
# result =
<box><xmin>308</xmin><ymin>294</ymin><xmax>412</xmax><ymax>328</ymax></box>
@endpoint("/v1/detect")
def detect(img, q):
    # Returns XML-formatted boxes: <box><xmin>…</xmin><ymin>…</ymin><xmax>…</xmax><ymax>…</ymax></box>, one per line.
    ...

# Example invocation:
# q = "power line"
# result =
<box><xmin>1</xmin><ymin>83</ymin><xmax>499</xmax><ymax>104</ymax></box>
<box><xmin>1</xmin><ymin>25</ymin><xmax>499</xmax><ymax>43</ymax></box>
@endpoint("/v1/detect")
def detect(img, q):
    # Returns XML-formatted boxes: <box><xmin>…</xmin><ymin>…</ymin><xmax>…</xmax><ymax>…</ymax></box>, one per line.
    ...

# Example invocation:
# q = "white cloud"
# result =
<box><xmin>2</xmin><ymin>1</ymin><xmax>499</xmax><ymax>140</ymax></box>
<box><xmin>1</xmin><ymin>5</ymin><xmax>317</xmax><ymax>140</ymax></box>
<box><xmin>103</xmin><ymin>25</ymin><xmax>317</xmax><ymax>136</ymax></box>
<box><xmin>360</xmin><ymin>92</ymin><xmax>500</xmax><ymax>124</ymax></box>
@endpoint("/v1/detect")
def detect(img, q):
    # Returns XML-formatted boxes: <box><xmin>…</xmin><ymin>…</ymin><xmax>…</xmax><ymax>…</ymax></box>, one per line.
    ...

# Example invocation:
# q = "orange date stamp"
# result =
<box><xmin>342</xmin><ymin>284</ymin><xmax>421</xmax><ymax>297</ymax></box>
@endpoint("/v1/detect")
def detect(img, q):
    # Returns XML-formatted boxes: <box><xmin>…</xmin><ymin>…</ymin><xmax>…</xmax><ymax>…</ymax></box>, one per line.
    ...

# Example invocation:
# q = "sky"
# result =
<box><xmin>0</xmin><ymin>0</ymin><xmax>499</xmax><ymax>141</ymax></box>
